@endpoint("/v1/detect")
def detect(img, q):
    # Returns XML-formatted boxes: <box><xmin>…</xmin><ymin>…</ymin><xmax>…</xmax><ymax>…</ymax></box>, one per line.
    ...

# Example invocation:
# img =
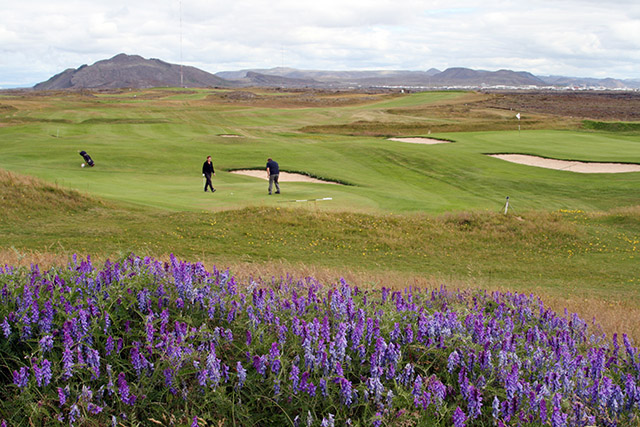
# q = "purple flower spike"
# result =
<box><xmin>452</xmin><ymin>407</ymin><xmax>467</xmax><ymax>427</ymax></box>
<box><xmin>13</xmin><ymin>366</ymin><xmax>29</xmax><ymax>389</ymax></box>
<box><xmin>1</xmin><ymin>317</ymin><xmax>10</xmax><ymax>338</ymax></box>
<box><xmin>117</xmin><ymin>372</ymin><xmax>137</xmax><ymax>406</ymax></box>
<box><xmin>236</xmin><ymin>362</ymin><xmax>247</xmax><ymax>390</ymax></box>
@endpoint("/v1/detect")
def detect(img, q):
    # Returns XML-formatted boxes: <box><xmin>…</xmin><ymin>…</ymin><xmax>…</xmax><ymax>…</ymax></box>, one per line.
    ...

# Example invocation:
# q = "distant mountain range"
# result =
<box><xmin>32</xmin><ymin>53</ymin><xmax>640</xmax><ymax>91</ymax></box>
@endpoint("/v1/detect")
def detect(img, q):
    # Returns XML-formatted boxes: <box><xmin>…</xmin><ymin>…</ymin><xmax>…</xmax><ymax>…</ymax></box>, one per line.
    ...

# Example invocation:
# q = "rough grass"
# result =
<box><xmin>0</xmin><ymin>169</ymin><xmax>99</xmax><ymax>219</ymax></box>
<box><xmin>2</xmin><ymin>169</ymin><xmax>639</xmax><ymax>343</ymax></box>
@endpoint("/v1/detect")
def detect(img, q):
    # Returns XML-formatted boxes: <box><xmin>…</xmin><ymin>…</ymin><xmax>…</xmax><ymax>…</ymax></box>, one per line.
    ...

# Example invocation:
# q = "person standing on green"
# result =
<box><xmin>202</xmin><ymin>156</ymin><xmax>216</xmax><ymax>193</ymax></box>
<box><xmin>266</xmin><ymin>158</ymin><xmax>280</xmax><ymax>195</ymax></box>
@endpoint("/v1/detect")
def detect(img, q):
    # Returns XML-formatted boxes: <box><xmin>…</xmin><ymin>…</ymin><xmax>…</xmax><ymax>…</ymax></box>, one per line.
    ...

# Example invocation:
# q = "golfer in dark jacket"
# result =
<box><xmin>202</xmin><ymin>156</ymin><xmax>216</xmax><ymax>193</ymax></box>
<box><xmin>266</xmin><ymin>158</ymin><xmax>280</xmax><ymax>195</ymax></box>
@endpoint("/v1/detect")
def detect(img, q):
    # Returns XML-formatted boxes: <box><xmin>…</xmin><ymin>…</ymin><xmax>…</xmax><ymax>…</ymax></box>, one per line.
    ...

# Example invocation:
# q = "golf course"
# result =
<box><xmin>2</xmin><ymin>89</ymin><xmax>640</xmax><ymax>321</ymax></box>
<box><xmin>1</xmin><ymin>87</ymin><xmax>640</xmax><ymax>425</ymax></box>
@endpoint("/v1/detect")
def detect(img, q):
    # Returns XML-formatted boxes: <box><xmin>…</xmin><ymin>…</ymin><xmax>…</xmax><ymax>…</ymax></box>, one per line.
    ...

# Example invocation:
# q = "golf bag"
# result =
<box><xmin>79</xmin><ymin>150</ymin><xmax>95</xmax><ymax>167</ymax></box>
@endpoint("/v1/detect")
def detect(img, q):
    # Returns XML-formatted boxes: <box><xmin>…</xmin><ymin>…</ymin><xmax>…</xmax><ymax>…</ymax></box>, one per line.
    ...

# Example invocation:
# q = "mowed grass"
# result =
<box><xmin>1</xmin><ymin>88</ymin><xmax>640</xmax><ymax>339</ymax></box>
<box><xmin>1</xmin><ymin>89</ymin><xmax>639</xmax><ymax>213</ymax></box>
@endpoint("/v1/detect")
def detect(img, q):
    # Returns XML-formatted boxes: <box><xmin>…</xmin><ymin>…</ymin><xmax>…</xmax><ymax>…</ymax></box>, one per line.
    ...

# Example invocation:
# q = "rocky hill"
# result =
<box><xmin>34</xmin><ymin>54</ymin><xmax>231</xmax><ymax>90</ymax></box>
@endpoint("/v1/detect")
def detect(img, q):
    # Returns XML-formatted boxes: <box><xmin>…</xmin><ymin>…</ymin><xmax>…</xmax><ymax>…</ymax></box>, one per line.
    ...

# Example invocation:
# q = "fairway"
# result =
<box><xmin>1</xmin><ymin>88</ymin><xmax>640</xmax><ymax>343</ymax></box>
<box><xmin>1</xmin><ymin>89</ymin><xmax>639</xmax><ymax>214</ymax></box>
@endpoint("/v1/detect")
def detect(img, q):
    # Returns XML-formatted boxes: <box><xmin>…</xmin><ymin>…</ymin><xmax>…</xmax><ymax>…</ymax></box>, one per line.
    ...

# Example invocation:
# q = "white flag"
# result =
<box><xmin>516</xmin><ymin>113</ymin><xmax>521</xmax><ymax>120</ymax></box>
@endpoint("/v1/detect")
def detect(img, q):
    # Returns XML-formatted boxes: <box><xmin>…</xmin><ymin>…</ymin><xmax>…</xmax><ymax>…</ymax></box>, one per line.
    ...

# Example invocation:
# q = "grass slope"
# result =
<box><xmin>2</xmin><ymin>169</ymin><xmax>639</xmax><ymax>341</ymax></box>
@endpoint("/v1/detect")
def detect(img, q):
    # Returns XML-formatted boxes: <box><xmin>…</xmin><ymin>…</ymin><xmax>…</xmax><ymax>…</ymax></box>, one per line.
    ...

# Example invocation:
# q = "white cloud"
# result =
<box><xmin>2</xmin><ymin>0</ymin><xmax>640</xmax><ymax>87</ymax></box>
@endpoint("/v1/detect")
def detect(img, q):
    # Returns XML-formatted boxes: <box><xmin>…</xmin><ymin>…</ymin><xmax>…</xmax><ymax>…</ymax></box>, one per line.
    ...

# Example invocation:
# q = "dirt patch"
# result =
<box><xmin>230</xmin><ymin>170</ymin><xmax>340</xmax><ymax>184</ymax></box>
<box><xmin>387</xmin><ymin>137</ymin><xmax>452</xmax><ymax>145</ymax></box>
<box><xmin>489</xmin><ymin>154</ymin><xmax>640</xmax><ymax>173</ymax></box>
<box><xmin>219</xmin><ymin>134</ymin><xmax>242</xmax><ymax>138</ymax></box>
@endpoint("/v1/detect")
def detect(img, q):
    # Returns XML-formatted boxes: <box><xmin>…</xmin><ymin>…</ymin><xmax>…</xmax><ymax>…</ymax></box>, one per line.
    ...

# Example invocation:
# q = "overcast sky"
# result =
<box><xmin>2</xmin><ymin>0</ymin><xmax>640</xmax><ymax>88</ymax></box>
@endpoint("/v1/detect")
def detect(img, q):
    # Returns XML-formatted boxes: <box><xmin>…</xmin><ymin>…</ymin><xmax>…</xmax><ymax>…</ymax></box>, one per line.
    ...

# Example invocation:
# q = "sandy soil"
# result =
<box><xmin>229</xmin><ymin>170</ymin><xmax>339</xmax><ymax>184</ymax></box>
<box><xmin>489</xmin><ymin>154</ymin><xmax>640</xmax><ymax>173</ymax></box>
<box><xmin>387</xmin><ymin>137</ymin><xmax>452</xmax><ymax>144</ymax></box>
<box><xmin>219</xmin><ymin>134</ymin><xmax>242</xmax><ymax>138</ymax></box>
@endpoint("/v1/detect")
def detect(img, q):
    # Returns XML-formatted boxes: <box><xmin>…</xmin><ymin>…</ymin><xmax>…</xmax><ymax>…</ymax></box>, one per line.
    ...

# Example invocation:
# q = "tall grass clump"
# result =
<box><xmin>1</xmin><ymin>254</ymin><xmax>639</xmax><ymax>426</ymax></box>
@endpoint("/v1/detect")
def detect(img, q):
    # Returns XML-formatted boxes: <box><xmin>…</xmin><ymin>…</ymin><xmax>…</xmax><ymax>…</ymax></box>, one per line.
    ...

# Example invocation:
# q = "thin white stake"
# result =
<box><xmin>504</xmin><ymin>196</ymin><xmax>510</xmax><ymax>215</ymax></box>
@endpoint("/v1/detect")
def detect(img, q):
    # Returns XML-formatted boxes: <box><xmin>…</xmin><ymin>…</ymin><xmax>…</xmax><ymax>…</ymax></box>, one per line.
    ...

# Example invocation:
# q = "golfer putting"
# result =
<box><xmin>266</xmin><ymin>158</ymin><xmax>280</xmax><ymax>195</ymax></box>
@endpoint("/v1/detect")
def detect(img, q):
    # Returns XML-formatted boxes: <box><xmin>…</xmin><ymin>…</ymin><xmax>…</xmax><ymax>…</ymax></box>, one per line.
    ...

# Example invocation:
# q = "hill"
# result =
<box><xmin>33</xmin><ymin>53</ymin><xmax>232</xmax><ymax>90</ymax></box>
<box><xmin>30</xmin><ymin>53</ymin><xmax>639</xmax><ymax>90</ymax></box>
<box><xmin>218</xmin><ymin>67</ymin><xmax>636</xmax><ymax>89</ymax></box>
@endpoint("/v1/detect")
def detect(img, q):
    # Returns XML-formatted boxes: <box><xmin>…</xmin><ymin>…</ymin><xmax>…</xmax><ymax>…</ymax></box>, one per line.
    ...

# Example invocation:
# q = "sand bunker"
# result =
<box><xmin>219</xmin><ymin>134</ymin><xmax>242</xmax><ymax>138</ymax></box>
<box><xmin>489</xmin><ymin>154</ymin><xmax>640</xmax><ymax>173</ymax></box>
<box><xmin>230</xmin><ymin>170</ymin><xmax>339</xmax><ymax>184</ymax></box>
<box><xmin>388</xmin><ymin>137</ymin><xmax>452</xmax><ymax>145</ymax></box>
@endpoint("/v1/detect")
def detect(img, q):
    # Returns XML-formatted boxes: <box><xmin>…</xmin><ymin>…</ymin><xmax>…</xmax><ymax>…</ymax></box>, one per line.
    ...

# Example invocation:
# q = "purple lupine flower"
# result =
<box><xmin>467</xmin><ymin>384</ymin><xmax>483</xmax><ymax>419</ymax></box>
<box><xmin>87</xmin><ymin>347</ymin><xmax>101</xmax><ymax>379</ymax></box>
<box><xmin>105</xmin><ymin>335</ymin><xmax>114</xmax><ymax>356</ymax></box>
<box><xmin>78</xmin><ymin>308</ymin><xmax>90</xmax><ymax>338</ymax></box>
<box><xmin>372</xmin><ymin>412</ymin><xmax>383</xmax><ymax>427</ymax></box>
<box><xmin>273</xmin><ymin>378</ymin><xmax>281</xmax><ymax>396</ymax></box>
<box><xmin>33</xmin><ymin>362</ymin><xmax>43</xmax><ymax>387</ymax></box>
<box><xmin>320</xmin><ymin>414</ymin><xmax>335</xmax><ymax>427</ymax></box>
<box><xmin>1</xmin><ymin>317</ymin><xmax>10</xmax><ymax>338</ymax></box>
<box><xmin>428</xmin><ymin>377</ymin><xmax>447</xmax><ymax>408</ymax></box>
<box><xmin>117</xmin><ymin>372</ymin><xmax>136</xmax><ymax>405</ymax></box>
<box><xmin>290</xmin><ymin>364</ymin><xmax>300</xmax><ymax>394</ymax></box>
<box><xmin>87</xmin><ymin>403</ymin><xmax>103</xmax><ymax>415</ymax></box>
<box><xmin>13</xmin><ymin>366</ymin><xmax>29</xmax><ymax>389</ymax></box>
<box><xmin>448</xmin><ymin>350</ymin><xmax>461</xmax><ymax>372</ymax></box>
<box><xmin>69</xmin><ymin>404</ymin><xmax>80</xmax><ymax>425</ymax></box>
<box><xmin>319</xmin><ymin>378</ymin><xmax>327</xmax><ymax>397</ymax></box>
<box><xmin>539</xmin><ymin>397</ymin><xmax>548</xmax><ymax>421</ymax></box>
<box><xmin>32</xmin><ymin>359</ymin><xmax>52</xmax><ymax>387</ymax></box>
<box><xmin>366</xmin><ymin>375</ymin><xmax>384</xmax><ymax>403</ymax></box>
<box><xmin>397</xmin><ymin>363</ymin><xmax>414</xmax><ymax>388</ymax></box>
<box><xmin>551</xmin><ymin>394</ymin><xmax>567</xmax><ymax>427</ymax></box>
<box><xmin>253</xmin><ymin>354</ymin><xmax>268</xmax><ymax>377</ymax></box>
<box><xmin>270</xmin><ymin>342</ymin><xmax>282</xmax><ymax>374</ymax></box>
<box><xmin>62</xmin><ymin>347</ymin><xmax>74</xmax><ymax>380</ymax></box>
<box><xmin>41</xmin><ymin>359</ymin><xmax>52</xmax><ymax>387</ymax></box>
<box><xmin>404</xmin><ymin>323</ymin><xmax>414</xmax><ymax>344</ymax></box>
<box><xmin>146</xmin><ymin>314</ymin><xmax>155</xmax><ymax>345</ymax></box>
<box><xmin>492</xmin><ymin>396</ymin><xmax>501</xmax><ymax>420</ymax></box>
<box><xmin>58</xmin><ymin>387</ymin><xmax>68</xmax><ymax>407</ymax></box>
<box><xmin>412</xmin><ymin>375</ymin><xmax>423</xmax><ymax>401</ymax></box>
<box><xmin>452</xmin><ymin>407</ymin><xmax>467</xmax><ymax>427</ymax></box>
<box><xmin>104</xmin><ymin>312</ymin><xmax>111</xmax><ymax>333</ymax></box>
<box><xmin>191</xmin><ymin>416</ymin><xmax>199</xmax><ymax>427</ymax></box>
<box><xmin>339</xmin><ymin>377</ymin><xmax>356</xmax><ymax>406</ymax></box>
<box><xmin>39</xmin><ymin>334</ymin><xmax>54</xmax><ymax>353</ymax></box>
<box><xmin>236</xmin><ymin>362</ymin><xmax>247</xmax><ymax>390</ymax></box>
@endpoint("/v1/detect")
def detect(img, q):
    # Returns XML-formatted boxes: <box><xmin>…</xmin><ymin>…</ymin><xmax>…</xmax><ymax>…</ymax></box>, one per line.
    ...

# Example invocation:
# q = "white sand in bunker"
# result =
<box><xmin>387</xmin><ymin>137</ymin><xmax>452</xmax><ymax>145</ymax></box>
<box><xmin>219</xmin><ymin>134</ymin><xmax>242</xmax><ymax>138</ymax></box>
<box><xmin>230</xmin><ymin>170</ymin><xmax>339</xmax><ymax>184</ymax></box>
<box><xmin>489</xmin><ymin>154</ymin><xmax>640</xmax><ymax>174</ymax></box>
